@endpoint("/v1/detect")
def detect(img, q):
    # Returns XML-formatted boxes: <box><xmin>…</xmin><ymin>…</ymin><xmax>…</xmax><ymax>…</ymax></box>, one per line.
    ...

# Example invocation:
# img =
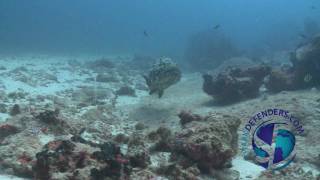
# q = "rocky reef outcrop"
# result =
<box><xmin>171</xmin><ymin>112</ymin><xmax>241</xmax><ymax>173</ymax></box>
<box><xmin>109</xmin><ymin>110</ymin><xmax>241</xmax><ymax>179</ymax></box>
<box><xmin>202</xmin><ymin>34</ymin><xmax>320</xmax><ymax>104</ymax></box>
<box><xmin>178</xmin><ymin>110</ymin><xmax>203</xmax><ymax>126</ymax></box>
<box><xmin>143</xmin><ymin>58</ymin><xmax>181</xmax><ymax>98</ymax></box>
<box><xmin>127</xmin><ymin>135</ymin><xmax>150</xmax><ymax>169</ymax></box>
<box><xmin>33</xmin><ymin>140</ymin><xmax>131</xmax><ymax>180</ymax></box>
<box><xmin>203</xmin><ymin>65</ymin><xmax>271</xmax><ymax>104</ymax></box>
<box><xmin>144</xmin><ymin>111</ymin><xmax>241</xmax><ymax>179</ymax></box>
<box><xmin>0</xmin><ymin>124</ymin><xmax>19</xmax><ymax>140</ymax></box>
<box><xmin>266</xmin><ymin>34</ymin><xmax>320</xmax><ymax>92</ymax></box>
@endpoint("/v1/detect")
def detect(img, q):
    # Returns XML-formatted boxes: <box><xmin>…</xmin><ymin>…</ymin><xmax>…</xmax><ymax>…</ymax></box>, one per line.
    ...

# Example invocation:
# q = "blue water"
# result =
<box><xmin>0</xmin><ymin>0</ymin><xmax>319</xmax><ymax>56</ymax></box>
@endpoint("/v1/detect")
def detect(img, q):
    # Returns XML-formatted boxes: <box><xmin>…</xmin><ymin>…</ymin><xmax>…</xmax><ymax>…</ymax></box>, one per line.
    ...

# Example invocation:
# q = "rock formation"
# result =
<box><xmin>203</xmin><ymin>65</ymin><xmax>271</xmax><ymax>104</ymax></box>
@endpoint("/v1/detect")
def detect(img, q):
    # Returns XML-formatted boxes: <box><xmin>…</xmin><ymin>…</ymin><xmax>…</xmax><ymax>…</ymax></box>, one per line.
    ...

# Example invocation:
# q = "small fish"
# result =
<box><xmin>213</xmin><ymin>24</ymin><xmax>220</xmax><ymax>30</ymax></box>
<box><xmin>143</xmin><ymin>30</ymin><xmax>149</xmax><ymax>37</ymax></box>
<box><xmin>311</xmin><ymin>5</ymin><xmax>316</xmax><ymax>10</ymax></box>
<box><xmin>304</xmin><ymin>74</ymin><xmax>312</xmax><ymax>83</ymax></box>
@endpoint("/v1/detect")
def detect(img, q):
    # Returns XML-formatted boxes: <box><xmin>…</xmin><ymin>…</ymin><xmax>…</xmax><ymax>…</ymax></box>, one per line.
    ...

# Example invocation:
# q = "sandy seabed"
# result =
<box><xmin>0</xmin><ymin>54</ymin><xmax>318</xmax><ymax>179</ymax></box>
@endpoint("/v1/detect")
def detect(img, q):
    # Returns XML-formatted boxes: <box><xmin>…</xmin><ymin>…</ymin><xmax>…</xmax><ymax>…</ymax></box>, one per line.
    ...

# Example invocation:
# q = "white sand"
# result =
<box><xmin>0</xmin><ymin>113</ymin><xmax>9</xmax><ymax>122</ymax></box>
<box><xmin>0</xmin><ymin>175</ymin><xmax>27</xmax><ymax>180</ymax></box>
<box><xmin>232</xmin><ymin>156</ymin><xmax>264</xmax><ymax>179</ymax></box>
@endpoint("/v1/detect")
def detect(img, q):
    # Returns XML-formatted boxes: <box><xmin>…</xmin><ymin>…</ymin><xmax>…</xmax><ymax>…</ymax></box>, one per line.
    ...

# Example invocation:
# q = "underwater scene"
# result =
<box><xmin>0</xmin><ymin>0</ymin><xmax>320</xmax><ymax>179</ymax></box>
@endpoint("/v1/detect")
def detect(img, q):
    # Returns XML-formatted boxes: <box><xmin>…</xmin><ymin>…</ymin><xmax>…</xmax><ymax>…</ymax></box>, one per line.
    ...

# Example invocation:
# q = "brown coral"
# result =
<box><xmin>172</xmin><ymin>113</ymin><xmax>240</xmax><ymax>172</ymax></box>
<box><xmin>203</xmin><ymin>65</ymin><xmax>271</xmax><ymax>104</ymax></box>
<box><xmin>178</xmin><ymin>110</ymin><xmax>203</xmax><ymax>126</ymax></box>
<box><xmin>0</xmin><ymin>124</ymin><xmax>19</xmax><ymax>139</ymax></box>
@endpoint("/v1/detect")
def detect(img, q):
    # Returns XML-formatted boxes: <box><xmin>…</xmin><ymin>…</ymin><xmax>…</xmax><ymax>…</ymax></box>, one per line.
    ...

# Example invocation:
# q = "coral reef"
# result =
<box><xmin>113</xmin><ymin>133</ymin><xmax>130</xmax><ymax>144</ymax></box>
<box><xmin>291</xmin><ymin>34</ymin><xmax>320</xmax><ymax>86</ymax></box>
<box><xmin>143</xmin><ymin>58</ymin><xmax>181</xmax><ymax>98</ymax></box>
<box><xmin>203</xmin><ymin>35</ymin><xmax>320</xmax><ymax>102</ymax></box>
<box><xmin>148</xmin><ymin>126</ymin><xmax>173</xmax><ymax>152</ymax></box>
<box><xmin>0</xmin><ymin>55</ymin><xmax>318</xmax><ymax>179</ymax></box>
<box><xmin>203</xmin><ymin>65</ymin><xmax>271</xmax><ymax>104</ymax></box>
<box><xmin>0</xmin><ymin>131</ymin><xmax>43</xmax><ymax>178</ymax></box>
<box><xmin>266</xmin><ymin>34</ymin><xmax>320</xmax><ymax>92</ymax></box>
<box><xmin>32</xmin><ymin>140</ymin><xmax>131</xmax><ymax>180</ymax></box>
<box><xmin>137</xmin><ymin>112</ymin><xmax>242</xmax><ymax>179</ymax></box>
<box><xmin>127</xmin><ymin>135</ymin><xmax>150</xmax><ymax>168</ymax></box>
<box><xmin>172</xmin><ymin>112</ymin><xmax>241</xmax><ymax>172</ymax></box>
<box><xmin>90</xmin><ymin>142</ymin><xmax>131</xmax><ymax>179</ymax></box>
<box><xmin>33</xmin><ymin>109</ymin><xmax>74</xmax><ymax>135</ymax></box>
<box><xmin>36</xmin><ymin>109</ymin><xmax>60</xmax><ymax>124</ymax></box>
<box><xmin>178</xmin><ymin>110</ymin><xmax>204</xmax><ymax>126</ymax></box>
<box><xmin>0</xmin><ymin>124</ymin><xmax>19</xmax><ymax>139</ymax></box>
<box><xmin>265</xmin><ymin>68</ymin><xmax>296</xmax><ymax>93</ymax></box>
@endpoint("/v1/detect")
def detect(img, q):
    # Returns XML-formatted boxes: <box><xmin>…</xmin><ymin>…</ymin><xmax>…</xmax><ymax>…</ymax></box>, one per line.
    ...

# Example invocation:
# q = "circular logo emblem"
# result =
<box><xmin>251</xmin><ymin>121</ymin><xmax>296</xmax><ymax>170</ymax></box>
